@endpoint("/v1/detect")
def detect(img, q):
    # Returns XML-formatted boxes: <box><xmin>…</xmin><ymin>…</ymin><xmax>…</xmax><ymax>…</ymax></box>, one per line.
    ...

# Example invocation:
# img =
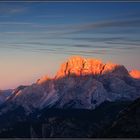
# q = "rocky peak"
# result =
<box><xmin>36</xmin><ymin>75</ymin><xmax>50</xmax><ymax>85</ymax></box>
<box><xmin>55</xmin><ymin>56</ymin><xmax>128</xmax><ymax>78</ymax></box>
<box><xmin>129</xmin><ymin>70</ymin><xmax>140</xmax><ymax>79</ymax></box>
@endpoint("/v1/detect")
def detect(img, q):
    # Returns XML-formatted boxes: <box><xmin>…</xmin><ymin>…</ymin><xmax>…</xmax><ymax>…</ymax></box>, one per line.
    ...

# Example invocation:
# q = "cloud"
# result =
<box><xmin>69</xmin><ymin>18</ymin><xmax>140</xmax><ymax>33</ymax></box>
<box><xmin>106</xmin><ymin>41</ymin><xmax>140</xmax><ymax>46</ymax></box>
<box><xmin>36</xmin><ymin>15</ymin><xmax>65</xmax><ymax>18</ymax></box>
<box><xmin>29</xmin><ymin>18</ymin><xmax>139</xmax><ymax>38</ymax></box>
<box><xmin>12</xmin><ymin>41</ymin><xmax>102</xmax><ymax>49</ymax></box>
<box><xmin>8</xmin><ymin>7</ymin><xmax>27</xmax><ymax>14</ymax></box>
<box><xmin>89</xmin><ymin>18</ymin><xmax>140</xmax><ymax>28</ymax></box>
<box><xmin>1</xmin><ymin>14</ymin><xmax>140</xmax><ymax>55</ymax></box>
<box><xmin>63</xmin><ymin>37</ymin><xmax>126</xmax><ymax>42</ymax></box>
<box><xmin>1</xmin><ymin>17</ymin><xmax>140</xmax><ymax>36</ymax></box>
<box><xmin>2</xmin><ymin>31</ymin><xmax>32</xmax><ymax>35</ymax></box>
<box><xmin>12</xmin><ymin>42</ymin><xmax>49</xmax><ymax>46</ymax></box>
<box><xmin>63</xmin><ymin>37</ymin><xmax>140</xmax><ymax>47</ymax></box>
<box><xmin>35</xmin><ymin>18</ymin><xmax>140</xmax><ymax>30</ymax></box>
<box><xmin>2</xmin><ymin>42</ymin><xmax>110</xmax><ymax>57</ymax></box>
<box><xmin>0</xmin><ymin>5</ymin><xmax>28</xmax><ymax>15</ymax></box>
<box><xmin>35</xmin><ymin>48</ymin><xmax>110</xmax><ymax>56</ymax></box>
<box><xmin>0</xmin><ymin>22</ymin><xmax>33</xmax><ymax>25</ymax></box>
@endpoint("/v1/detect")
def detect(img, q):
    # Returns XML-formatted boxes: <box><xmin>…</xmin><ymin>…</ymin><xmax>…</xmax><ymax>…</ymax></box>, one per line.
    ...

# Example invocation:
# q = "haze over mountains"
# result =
<box><xmin>0</xmin><ymin>56</ymin><xmax>140</xmax><ymax>138</ymax></box>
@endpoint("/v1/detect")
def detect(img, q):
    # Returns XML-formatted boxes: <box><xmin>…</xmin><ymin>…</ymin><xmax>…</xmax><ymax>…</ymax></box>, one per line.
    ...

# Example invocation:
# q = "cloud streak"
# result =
<box><xmin>0</xmin><ymin>22</ymin><xmax>33</xmax><ymax>25</ymax></box>
<box><xmin>1</xmin><ymin>43</ymin><xmax>111</xmax><ymax>57</ymax></box>
<box><xmin>0</xmin><ymin>5</ymin><xmax>28</xmax><ymax>15</ymax></box>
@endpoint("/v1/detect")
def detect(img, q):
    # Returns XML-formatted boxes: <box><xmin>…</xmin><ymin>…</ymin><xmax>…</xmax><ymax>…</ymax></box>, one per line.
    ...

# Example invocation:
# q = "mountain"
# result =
<box><xmin>0</xmin><ymin>56</ymin><xmax>139</xmax><ymax>112</ymax></box>
<box><xmin>2</xmin><ymin>56</ymin><xmax>139</xmax><ymax>112</ymax></box>
<box><xmin>0</xmin><ymin>56</ymin><xmax>140</xmax><ymax>138</ymax></box>
<box><xmin>0</xmin><ymin>89</ymin><xmax>12</xmax><ymax>105</ymax></box>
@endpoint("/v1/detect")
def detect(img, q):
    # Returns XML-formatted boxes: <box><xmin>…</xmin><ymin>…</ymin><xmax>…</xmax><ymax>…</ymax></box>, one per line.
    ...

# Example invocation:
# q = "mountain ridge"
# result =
<box><xmin>1</xmin><ymin>56</ymin><xmax>139</xmax><ymax>113</ymax></box>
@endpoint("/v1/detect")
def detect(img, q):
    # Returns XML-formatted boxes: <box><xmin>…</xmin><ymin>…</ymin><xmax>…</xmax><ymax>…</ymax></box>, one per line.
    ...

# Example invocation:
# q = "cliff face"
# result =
<box><xmin>55</xmin><ymin>56</ymin><xmax>129</xmax><ymax>78</ymax></box>
<box><xmin>129</xmin><ymin>70</ymin><xmax>140</xmax><ymax>79</ymax></box>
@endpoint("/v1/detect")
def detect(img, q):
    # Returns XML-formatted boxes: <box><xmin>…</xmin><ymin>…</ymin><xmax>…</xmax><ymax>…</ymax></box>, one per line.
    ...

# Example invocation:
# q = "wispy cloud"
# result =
<box><xmin>8</xmin><ymin>7</ymin><xmax>27</xmax><ymax>14</ymax></box>
<box><xmin>0</xmin><ymin>5</ymin><xmax>28</xmax><ymax>15</ymax></box>
<box><xmin>0</xmin><ymin>22</ymin><xmax>33</xmax><ymax>26</ymax></box>
<box><xmin>106</xmin><ymin>41</ymin><xmax>140</xmax><ymax>46</ymax></box>
<box><xmin>29</xmin><ymin>18</ymin><xmax>140</xmax><ymax>37</ymax></box>
<box><xmin>36</xmin><ymin>15</ymin><xmax>65</xmax><ymax>18</ymax></box>
<box><xmin>1</xmin><ymin>17</ymin><xmax>139</xmax><ymax>34</ymax></box>
<box><xmin>2</xmin><ymin>42</ymin><xmax>111</xmax><ymax>57</ymax></box>
<box><xmin>63</xmin><ymin>37</ymin><xmax>126</xmax><ymax>42</ymax></box>
<box><xmin>0</xmin><ymin>10</ymin><xmax>140</xmax><ymax>57</ymax></box>
<box><xmin>66</xmin><ymin>18</ymin><xmax>140</xmax><ymax>33</ymax></box>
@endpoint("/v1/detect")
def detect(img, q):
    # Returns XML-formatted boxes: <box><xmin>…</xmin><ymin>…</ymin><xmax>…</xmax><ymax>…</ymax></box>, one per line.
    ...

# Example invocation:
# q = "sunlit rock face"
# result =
<box><xmin>36</xmin><ymin>75</ymin><xmax>50</xmax><ymax>85</ymax></box>
<box><xmin>55</xmin><ymin>56</ymin><xmax>129</xmax><ymax>78</ymax></box>
<box><xmin>1</xmin><ymin>56</ymin><xmax>140</xmax><ymax>113</ymax></box>
<box><xmin>129</xmin><ymin>70</ymin><xmax>140</xmax><ymax>79</ymax></box>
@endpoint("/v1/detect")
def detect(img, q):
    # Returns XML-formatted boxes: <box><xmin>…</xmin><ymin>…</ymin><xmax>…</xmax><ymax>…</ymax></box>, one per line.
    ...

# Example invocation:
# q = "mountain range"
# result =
<box><xmin>0</xmin><ymin>56</ymin><xmax>140</xmax><ymax>138</ymax></box>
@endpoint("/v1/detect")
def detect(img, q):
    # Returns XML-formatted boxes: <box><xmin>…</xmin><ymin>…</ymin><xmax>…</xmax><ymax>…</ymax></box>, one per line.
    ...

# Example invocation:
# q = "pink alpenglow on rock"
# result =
<box><xmin>36</xmin><ymin>75</ymin><xmax>50</xmax><ymax>85</ymax></box>
<box><xmin>129</xmin><ymin>70</ymin><xmax>140</xmax><ymax>79</ymax></box>
<box><xmin>55</xmin><ymin>56</ymin><xmax>129</xmax><ymax>78</ymax></box>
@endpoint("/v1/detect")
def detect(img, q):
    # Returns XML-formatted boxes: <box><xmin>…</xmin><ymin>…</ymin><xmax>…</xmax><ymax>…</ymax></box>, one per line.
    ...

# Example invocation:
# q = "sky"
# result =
<box><xmin>0</xmin><ymin>2</ymin><xmax>140</xmax><ymax>89</ymax></box>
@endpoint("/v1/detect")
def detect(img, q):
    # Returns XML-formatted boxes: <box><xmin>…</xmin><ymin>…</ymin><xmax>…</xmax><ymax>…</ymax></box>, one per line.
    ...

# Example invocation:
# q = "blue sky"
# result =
<box><xmin>0</xmin><ymin>2</ymin><xmax>140</xmax><ymax>89</ymax></box>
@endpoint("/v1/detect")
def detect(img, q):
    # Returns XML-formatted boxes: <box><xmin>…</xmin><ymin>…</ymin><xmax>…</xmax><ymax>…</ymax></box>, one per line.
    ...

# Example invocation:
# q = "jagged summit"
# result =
<box><xmin>55</xmin><ymin>56</ymin><xmax>129</xmax><ymax>78</ymax></box>
<box><xmin>35</xmin><ymin>56</ymin><xmax>140</xmax><ymax>86</ymax></box>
